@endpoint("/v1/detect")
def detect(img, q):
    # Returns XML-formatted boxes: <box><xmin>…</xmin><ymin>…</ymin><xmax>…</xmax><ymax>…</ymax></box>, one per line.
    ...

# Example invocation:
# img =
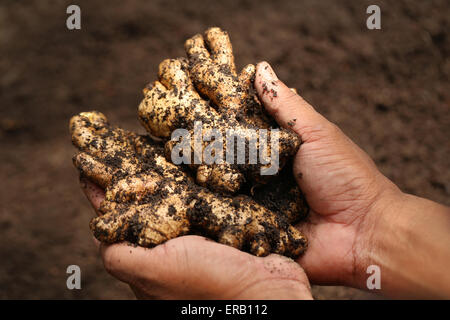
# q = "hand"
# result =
<box><xmin>254</xmin><ymin>61</ymin><xmax>401</xmax><ymax>288</ymax></box>
<box><xmin>81</xmin><ymin>178</ymin><xmax>313</xmax><ymax>300</ymax></box>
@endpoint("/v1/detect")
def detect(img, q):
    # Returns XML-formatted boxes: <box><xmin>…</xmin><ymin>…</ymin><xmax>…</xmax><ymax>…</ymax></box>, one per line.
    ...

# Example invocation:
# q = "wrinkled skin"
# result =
<box><xmin>138</xmin><ymin>27</ymin><xmax>301</xmax><ymax>194</ymax></box>
<box><xmin>70</xmin><ymin>111</ymin><xmax>307</xmax><ymax>257</ymax></box>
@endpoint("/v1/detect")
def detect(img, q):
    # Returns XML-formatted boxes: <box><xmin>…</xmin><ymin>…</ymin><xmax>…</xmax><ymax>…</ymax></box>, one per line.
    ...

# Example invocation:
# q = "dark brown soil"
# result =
<box><xmin>1</xmin><ymin>0</ymin><xmax>448</xmax><ymax>299</ymax></box>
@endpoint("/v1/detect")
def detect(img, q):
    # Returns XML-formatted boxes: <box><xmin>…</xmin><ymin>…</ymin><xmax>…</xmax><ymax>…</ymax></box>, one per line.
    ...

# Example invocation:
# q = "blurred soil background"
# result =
<box><xmin>0</xmin><ymin>0</ymin><xmax>448</xmax><ymax>299</ymax></box>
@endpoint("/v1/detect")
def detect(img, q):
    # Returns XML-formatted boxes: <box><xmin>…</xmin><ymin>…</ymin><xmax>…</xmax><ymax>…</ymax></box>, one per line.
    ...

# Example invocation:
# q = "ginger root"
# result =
<box><xmin>138</xmin><ymin>27</ymin><xmax>301</xmax><ymax>194</ymax></box>
<box><xmin>69</xmin><ymin>27</ymin><xmax>310</xmax><ymax>258</ymax></box>
<box><xmin>70</xmin><ymin>112</ymin><xmax>307</xmax><ymax>257</ymax></box>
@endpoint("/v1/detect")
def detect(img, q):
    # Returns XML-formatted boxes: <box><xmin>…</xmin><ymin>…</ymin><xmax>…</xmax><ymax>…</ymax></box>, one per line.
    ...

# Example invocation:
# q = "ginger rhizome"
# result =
<box><xmin>70</xmin><ymin>27</ymin><xmax>309</xmax><ymax>258</ymax></box>
<box><xmin>139</xmin><ymin>28</ymin><xmax>301</xmax><ymax>194</ymax></box>
<box><xmin>70</xmin><ymin>112</ymin><xmax>307</xmax><ymax>257</ymax></box>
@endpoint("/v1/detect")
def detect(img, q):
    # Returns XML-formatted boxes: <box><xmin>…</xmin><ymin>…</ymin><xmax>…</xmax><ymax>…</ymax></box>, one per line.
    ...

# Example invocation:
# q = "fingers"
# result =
<box><xmin>254</xmin><ymin>254</ymin><xmax>313</xmax><ymax>300</ymax></box>
<box><xmin>254</xmin><ymin>61</ymin><xmax>333</xmax><ymax>142</ymax></box>
<box><xmin>99</xmin><ymin>236</ymin><xmax>253</xmax><ymax>298</ymax></box>
<box><xmin>99</xmin><ymin>235</ymin><xmax>313</xmax><ymax>299</ymax></box>
<box><xmin>100</xmin><ymin>241</ymin><xmax>151</xmax><ymax>287</ymax></box>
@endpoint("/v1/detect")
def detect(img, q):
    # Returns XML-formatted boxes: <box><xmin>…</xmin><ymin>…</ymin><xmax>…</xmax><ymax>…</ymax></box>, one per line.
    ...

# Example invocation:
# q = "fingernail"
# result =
<box><xmin>259</xmin><ymin>61</ymin><xmax>278</xmax><ymax>82</ymax></box>
<box><xmin>257</xmin><ymin>62</ymin><xmax>279</xmax><ymax>102</ymax></box>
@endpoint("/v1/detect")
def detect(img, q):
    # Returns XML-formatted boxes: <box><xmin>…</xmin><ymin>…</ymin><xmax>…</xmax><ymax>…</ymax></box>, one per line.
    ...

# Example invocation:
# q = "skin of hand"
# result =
<box><xmin>81</xmin><ymin>178</ymin><xmax>313</xmax><ymax>300</ymax></box>
<box><xmin>255</xmin><ymin>61</ymin><xmax>450</xmax><ymax>299</ymax></box>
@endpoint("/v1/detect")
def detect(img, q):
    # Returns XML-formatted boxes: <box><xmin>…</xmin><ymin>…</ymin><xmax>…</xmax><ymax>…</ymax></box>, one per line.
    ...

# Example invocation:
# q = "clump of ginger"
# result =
<box><xmin>139</xmin><ymin>28</ymin><xmax>301</xmax><ymax>194</ymax></box>
<box><xmin>69</xmin><ymin>27</ymin><xmax>309</xmax><ymax>258</ymax></box>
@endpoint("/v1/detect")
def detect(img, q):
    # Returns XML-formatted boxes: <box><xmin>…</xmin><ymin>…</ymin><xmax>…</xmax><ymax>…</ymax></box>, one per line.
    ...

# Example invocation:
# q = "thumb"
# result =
<box><xmin>254</xmin><ymin>61</ymin><xmax>333</xmax><ymax>142</ymax></box>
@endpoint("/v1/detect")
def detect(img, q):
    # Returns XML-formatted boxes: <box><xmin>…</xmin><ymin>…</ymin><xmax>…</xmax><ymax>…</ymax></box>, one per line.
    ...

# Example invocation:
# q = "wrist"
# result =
<box><xmin>348</xmin><ymin>178</ymin><xmax>405</xmax><ymax>291</ymax></box>
<box><xmin>351</xmin><ymin>182</ymin><xmax>450</xmax><ymax>298</ymax></box>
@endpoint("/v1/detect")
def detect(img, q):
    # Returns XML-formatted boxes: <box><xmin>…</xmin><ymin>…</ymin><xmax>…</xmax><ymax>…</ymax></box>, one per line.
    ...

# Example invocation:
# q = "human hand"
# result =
<box><xmin>81</xmin><ymin>178</ymin><xmax>313</xmax><ymax>300</ymax></box>
<box><xmin>254</xmin><ymin>61</ymin><xmax>402</xmax><ymax>288</ymax></box>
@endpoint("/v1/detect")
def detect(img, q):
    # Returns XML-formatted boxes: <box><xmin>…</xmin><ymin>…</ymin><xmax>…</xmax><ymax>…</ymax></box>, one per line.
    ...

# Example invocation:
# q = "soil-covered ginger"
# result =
<box><xmin>139</xmin><ymin>27</ymin><xmax>301</xmax><ymax>194</ymax></box>
<box><xmin>69</xmin><ymin>27</ymin><xmax>309</xmax><ymax>258</ymax></box>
